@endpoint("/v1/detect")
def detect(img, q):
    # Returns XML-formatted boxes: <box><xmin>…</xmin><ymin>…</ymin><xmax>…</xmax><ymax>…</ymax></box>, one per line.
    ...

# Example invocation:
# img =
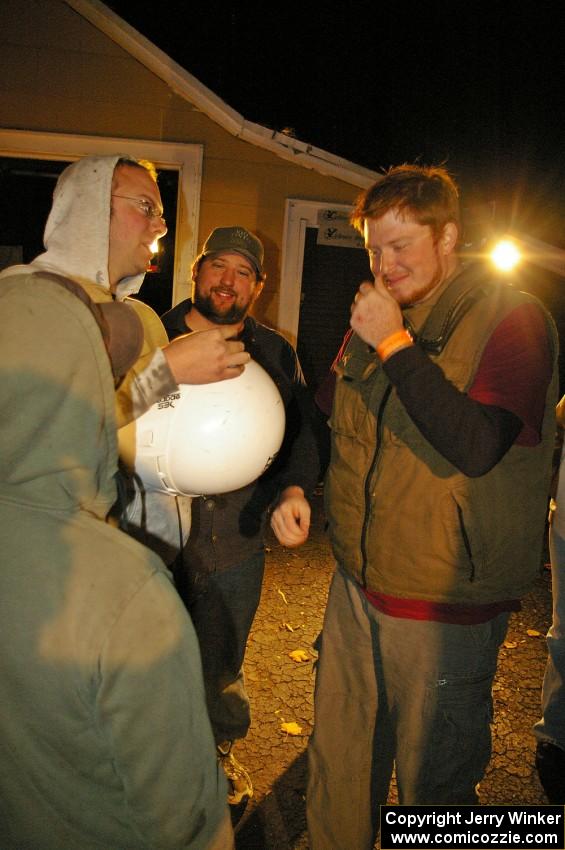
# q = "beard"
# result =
<box><xmin>193</xmin><ymin>289</ymin><xmax>250</xmax><ymax>325</ymax></box>
<box><xmin>392</xmin><ymin>246</ymin><xmax>448</xmax><ymax>307</ymax></box>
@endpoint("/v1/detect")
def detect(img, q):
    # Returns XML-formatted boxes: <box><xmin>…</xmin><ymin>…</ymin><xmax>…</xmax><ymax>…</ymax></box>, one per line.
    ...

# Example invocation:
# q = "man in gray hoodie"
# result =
<box><xmin>0</xmin><ymin>153</ymin><xmax>250</xmax><ymax>558</ymax></box>
<box><xmin>0</xmin><ymin>154</ymin><xmax>249</xmax><ymax>418</ymax></box>
<box><xmin>0</xmin><ymin>155</ymin><xmax>235</xmax><ymax>848</ymax></box>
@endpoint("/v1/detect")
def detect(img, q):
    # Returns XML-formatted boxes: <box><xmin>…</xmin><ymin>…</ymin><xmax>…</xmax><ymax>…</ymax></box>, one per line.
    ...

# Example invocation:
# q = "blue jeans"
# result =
<box><xmin>534</xmin><ymin>526</ymin><xmax>565</xmax><ymax>751</ymax></box>
<box><xmin>307</xmin><ymin>566</ymin><xmax>509</xmax><ymax>850</ymax></box>
<box><xmin>180</xmin><ymin>552</ymin><xmax>265</xmax><ymax>745</ymax></box>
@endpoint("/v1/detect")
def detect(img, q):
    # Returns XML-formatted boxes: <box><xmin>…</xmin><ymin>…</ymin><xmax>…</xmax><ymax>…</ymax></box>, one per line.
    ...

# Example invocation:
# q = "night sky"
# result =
<box><xmin>105</xmin><ymin>1</ymin><xmax>565</xmax><ymax>246</ymax></box>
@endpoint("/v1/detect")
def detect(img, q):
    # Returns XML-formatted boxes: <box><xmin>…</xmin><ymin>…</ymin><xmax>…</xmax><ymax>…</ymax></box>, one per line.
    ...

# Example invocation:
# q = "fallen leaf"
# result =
<box><xmin>526</xmin><ymin>629</ymin><xmax>542</xmax><ymax>637</ymax></box>
<box><xmin>503</xmin><ymin>641</ymin><xmax>518</xmax><ymax>649</ymax></box>
<box><xmin>289</xmin><ymin>649</ymin><xmax>310</xmax><ymax>662</ymax></box>
<box><xmin>281</xmin><ymin>721</ymin><xmax>303</xmax><ymax>736</ymax></box>
<box><xmin>283</xmin><ymin>622</ymin><xmax>295</xmax><ymax>632</ymax></box>
<box><xmin>277</xmin><ymin>588</ymin><xmax>289</xmax><ymax>605</ymax></box>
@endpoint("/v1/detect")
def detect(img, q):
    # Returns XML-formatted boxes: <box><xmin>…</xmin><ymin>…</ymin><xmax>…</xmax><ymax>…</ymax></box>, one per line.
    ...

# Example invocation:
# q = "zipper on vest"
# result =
<box><xmin>456</xmin><ymin>502</ymin><xmax>476</xmax><ymax>581</ymax></box>
<box><xmin>360</xmin><ymin>383</ymin><xmax>393</xmax><ymax>586</ymax></box>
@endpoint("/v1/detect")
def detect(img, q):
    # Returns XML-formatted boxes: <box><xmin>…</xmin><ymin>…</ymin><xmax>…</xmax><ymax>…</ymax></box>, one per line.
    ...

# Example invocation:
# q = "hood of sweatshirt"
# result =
<box><xmin>0</xmin><ymin>273</ymin><xmax>118</xmax><ymax>518</ymax></box>
<box><xmin>0</xmin><ymin>154</ymin><xmax>146</xmax><ymax>301</ymax></box>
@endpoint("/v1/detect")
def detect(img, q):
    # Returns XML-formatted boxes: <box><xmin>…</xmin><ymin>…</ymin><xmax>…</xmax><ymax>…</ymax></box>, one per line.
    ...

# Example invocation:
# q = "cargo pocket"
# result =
<box><xmin>420</xmin><ymin>668</ymin><xmax>495</xmax><ymax>803</ymax></box>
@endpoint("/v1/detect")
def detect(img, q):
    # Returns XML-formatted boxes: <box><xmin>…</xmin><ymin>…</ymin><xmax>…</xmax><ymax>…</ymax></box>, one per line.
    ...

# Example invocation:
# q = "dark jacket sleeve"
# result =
<box><xmin>269</xmin><ymin>339</ymin><xmax>321</xmax><ymax>497</ymax></box>
<box><xmin>383</xmin><ymin>344</ymin><xmax>522</xmax><ymax>477</ymax></box>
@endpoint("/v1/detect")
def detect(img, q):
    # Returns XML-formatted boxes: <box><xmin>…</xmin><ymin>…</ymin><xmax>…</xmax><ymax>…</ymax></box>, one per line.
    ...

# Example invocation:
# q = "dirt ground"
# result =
<box><xmin>231</xmin><ymin>491</ymin><xmax>554</xmax><ymax>850</ymax></box>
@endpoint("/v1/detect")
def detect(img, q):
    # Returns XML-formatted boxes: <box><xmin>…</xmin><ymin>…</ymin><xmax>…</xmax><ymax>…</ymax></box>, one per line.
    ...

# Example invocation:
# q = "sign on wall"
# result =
<box><xmin>316</xmin><ymin>209</ymin><xmax>365</xmax><ymax>249</ymax></box>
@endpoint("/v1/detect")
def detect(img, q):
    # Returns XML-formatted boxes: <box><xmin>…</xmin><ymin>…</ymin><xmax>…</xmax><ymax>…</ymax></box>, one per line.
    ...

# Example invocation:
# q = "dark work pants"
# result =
<box><xmin>175</xmin><ymin>552</ymin><xmax>265</xmax><ymax>745</ymax></box>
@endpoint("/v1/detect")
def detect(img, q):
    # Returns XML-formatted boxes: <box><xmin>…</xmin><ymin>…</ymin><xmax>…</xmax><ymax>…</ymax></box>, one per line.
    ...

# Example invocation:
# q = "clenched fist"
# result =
<box><xmin>163</xmin><ymin>325</ymin><xmax>250</xmax><ymax>384</ymax></box>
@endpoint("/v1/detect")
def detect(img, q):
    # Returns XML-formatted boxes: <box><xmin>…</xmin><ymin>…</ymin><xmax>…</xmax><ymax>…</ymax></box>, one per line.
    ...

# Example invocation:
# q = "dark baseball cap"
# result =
<box><xmin>200</xmin><ymin>226</ymin><xmax>264</xmax><ymax>277</ymax></box>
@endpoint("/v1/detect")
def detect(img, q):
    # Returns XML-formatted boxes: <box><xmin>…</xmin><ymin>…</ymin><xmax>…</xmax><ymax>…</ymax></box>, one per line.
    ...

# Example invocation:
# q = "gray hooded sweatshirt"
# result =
<box><xmin>0</xmin><ymin>153</ymin><xmax>177</xmax><ymax>423</ymax></box>
<box><xmin>0</xmin><ymin>203</ymin><xmax>231</xmax><ymax>847</ymax></box>
<box><xmin>0</xmin><ymin>153</ymin><xmax>192</xmax><ymax>561</ymax></box>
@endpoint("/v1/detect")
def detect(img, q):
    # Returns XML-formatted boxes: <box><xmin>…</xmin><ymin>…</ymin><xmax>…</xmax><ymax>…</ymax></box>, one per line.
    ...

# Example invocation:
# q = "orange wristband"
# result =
<box><xmin>376</xmin><ymin>329</ymin><xmax>413</xmax><ymax>362</ymax></box>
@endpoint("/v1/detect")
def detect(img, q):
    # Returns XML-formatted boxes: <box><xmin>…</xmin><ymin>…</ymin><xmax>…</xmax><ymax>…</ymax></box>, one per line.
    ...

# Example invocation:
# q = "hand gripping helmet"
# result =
<box><xmin>119</xmin><ymin>359</ymin><xmax>286</xmax><ymax>496</ymax></box>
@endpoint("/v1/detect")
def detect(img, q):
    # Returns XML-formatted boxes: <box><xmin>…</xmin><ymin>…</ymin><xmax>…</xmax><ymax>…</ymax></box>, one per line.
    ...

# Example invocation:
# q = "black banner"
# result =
<box><xmin>380</xmin><ymin>805</ymin><xmax>565</xmax><ymax>849</ymax></box>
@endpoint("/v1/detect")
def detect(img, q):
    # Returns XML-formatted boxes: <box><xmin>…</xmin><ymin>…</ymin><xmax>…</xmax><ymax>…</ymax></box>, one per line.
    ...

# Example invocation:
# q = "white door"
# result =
<box><xmin>278</xmin><ymin>198</ymin><xmax>371</xmax><ymax>390</ymax></box>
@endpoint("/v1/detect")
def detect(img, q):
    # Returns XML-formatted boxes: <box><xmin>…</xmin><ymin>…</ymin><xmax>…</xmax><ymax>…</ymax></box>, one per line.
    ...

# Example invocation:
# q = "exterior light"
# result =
<box><xmin>490</xmin><ymin>239</ymin><xmax>521</xmax><ymax>272</ymax></box>
<box><xmin>146</xmin><ymin>238</ymin><xmax>162</xmax><ymax>273</ymax></box>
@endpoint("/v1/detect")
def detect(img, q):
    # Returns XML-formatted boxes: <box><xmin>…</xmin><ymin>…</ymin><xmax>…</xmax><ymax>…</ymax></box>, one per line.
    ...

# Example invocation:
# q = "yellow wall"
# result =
<box><xmin>1</xmin><ymin>0</ymin><xmax>362</xmax><ymax>327</ymax></box>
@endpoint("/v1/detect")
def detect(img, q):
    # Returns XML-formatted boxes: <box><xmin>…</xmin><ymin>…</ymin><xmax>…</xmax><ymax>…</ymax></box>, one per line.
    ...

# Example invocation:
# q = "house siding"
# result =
<box><xmin>1</xmin><ymin>0</ymin><xmax>363</xmax><ymax>329</ymax></box>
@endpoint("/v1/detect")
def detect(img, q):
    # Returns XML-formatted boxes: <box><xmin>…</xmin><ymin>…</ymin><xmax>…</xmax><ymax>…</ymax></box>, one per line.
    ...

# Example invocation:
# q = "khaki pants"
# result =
<box><xmin>307</xmin><ymin>566</ymin><xmax>509</xmax><ymax>850</ymax></box>
<box><xmin>534</xmin><ymin>525</ymin><xmax>565</xmax><ymax>749</ymax></box>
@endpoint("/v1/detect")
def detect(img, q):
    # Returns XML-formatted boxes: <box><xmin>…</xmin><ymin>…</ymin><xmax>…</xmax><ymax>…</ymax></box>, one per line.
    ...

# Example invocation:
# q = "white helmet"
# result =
<box><xmin>119</xmin><ymin>359</ymin><xmax>286</xmax><ymax>496</ymax></box>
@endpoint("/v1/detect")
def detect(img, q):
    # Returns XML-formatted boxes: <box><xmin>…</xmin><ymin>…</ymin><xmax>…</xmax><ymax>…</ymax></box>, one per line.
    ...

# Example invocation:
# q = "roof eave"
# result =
<box><xmin>63</xmin><ymin>0</ymin><xmax>379</xmax><ymax>189</ymax></box>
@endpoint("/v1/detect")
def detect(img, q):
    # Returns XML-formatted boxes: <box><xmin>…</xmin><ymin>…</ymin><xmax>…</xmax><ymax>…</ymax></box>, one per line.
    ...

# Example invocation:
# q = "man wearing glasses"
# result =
<box><xmin>0</xmin><ymin>153</ymin><xmax>236</xmax><ymax>846</ymax></box>
<box><xmin>8</xmin><ymin>154</ymin><xmax>251</xmax><ymax>559</ymax></box>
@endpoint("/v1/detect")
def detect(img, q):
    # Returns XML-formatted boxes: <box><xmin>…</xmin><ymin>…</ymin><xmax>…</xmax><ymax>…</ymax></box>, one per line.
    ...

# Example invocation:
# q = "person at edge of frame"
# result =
<box><xmin>0</xmin><ymin>160</ymin><xmax>236</xmax><ymax>847</ymax></box>
<box><xmin>534</xmin><ymin>393</ymin><xmax>565</xmax><ymax>804</ymax></box>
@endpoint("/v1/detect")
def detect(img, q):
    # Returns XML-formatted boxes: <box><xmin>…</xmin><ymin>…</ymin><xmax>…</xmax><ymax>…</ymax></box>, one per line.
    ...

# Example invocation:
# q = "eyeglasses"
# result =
<box><xmin>111</xmin><ymin>195</ymin><xmax>166</xmax><ymax>223</ymax></box>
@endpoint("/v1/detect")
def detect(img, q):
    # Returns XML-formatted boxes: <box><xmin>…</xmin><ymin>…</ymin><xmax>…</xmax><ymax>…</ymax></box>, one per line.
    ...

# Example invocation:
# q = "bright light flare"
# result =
<box><xmin>149</xmin><ymin>238</ymin><xmax>160</xmax><ymax>255</ymax></box>
<box><xmin>490</xmin><ymin>239</ymin><xmax>521</xmax><ymax>272</ymax></box>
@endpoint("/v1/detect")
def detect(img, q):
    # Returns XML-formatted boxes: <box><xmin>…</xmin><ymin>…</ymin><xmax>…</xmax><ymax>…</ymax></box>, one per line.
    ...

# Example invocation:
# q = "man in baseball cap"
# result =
<box><xmin>199</xmin><ymin>226</ymin><xmax>264</xmax><ymax>279</ymax></box>
<box><xmin>161</xmin><ymin>226</ymin><xmax>319</xmax><ymax>805</ymax></box>
<box><xmin>185</xmin><ymin>226</ymin><xmax>265</xmax><ymax>326</ymax></box>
